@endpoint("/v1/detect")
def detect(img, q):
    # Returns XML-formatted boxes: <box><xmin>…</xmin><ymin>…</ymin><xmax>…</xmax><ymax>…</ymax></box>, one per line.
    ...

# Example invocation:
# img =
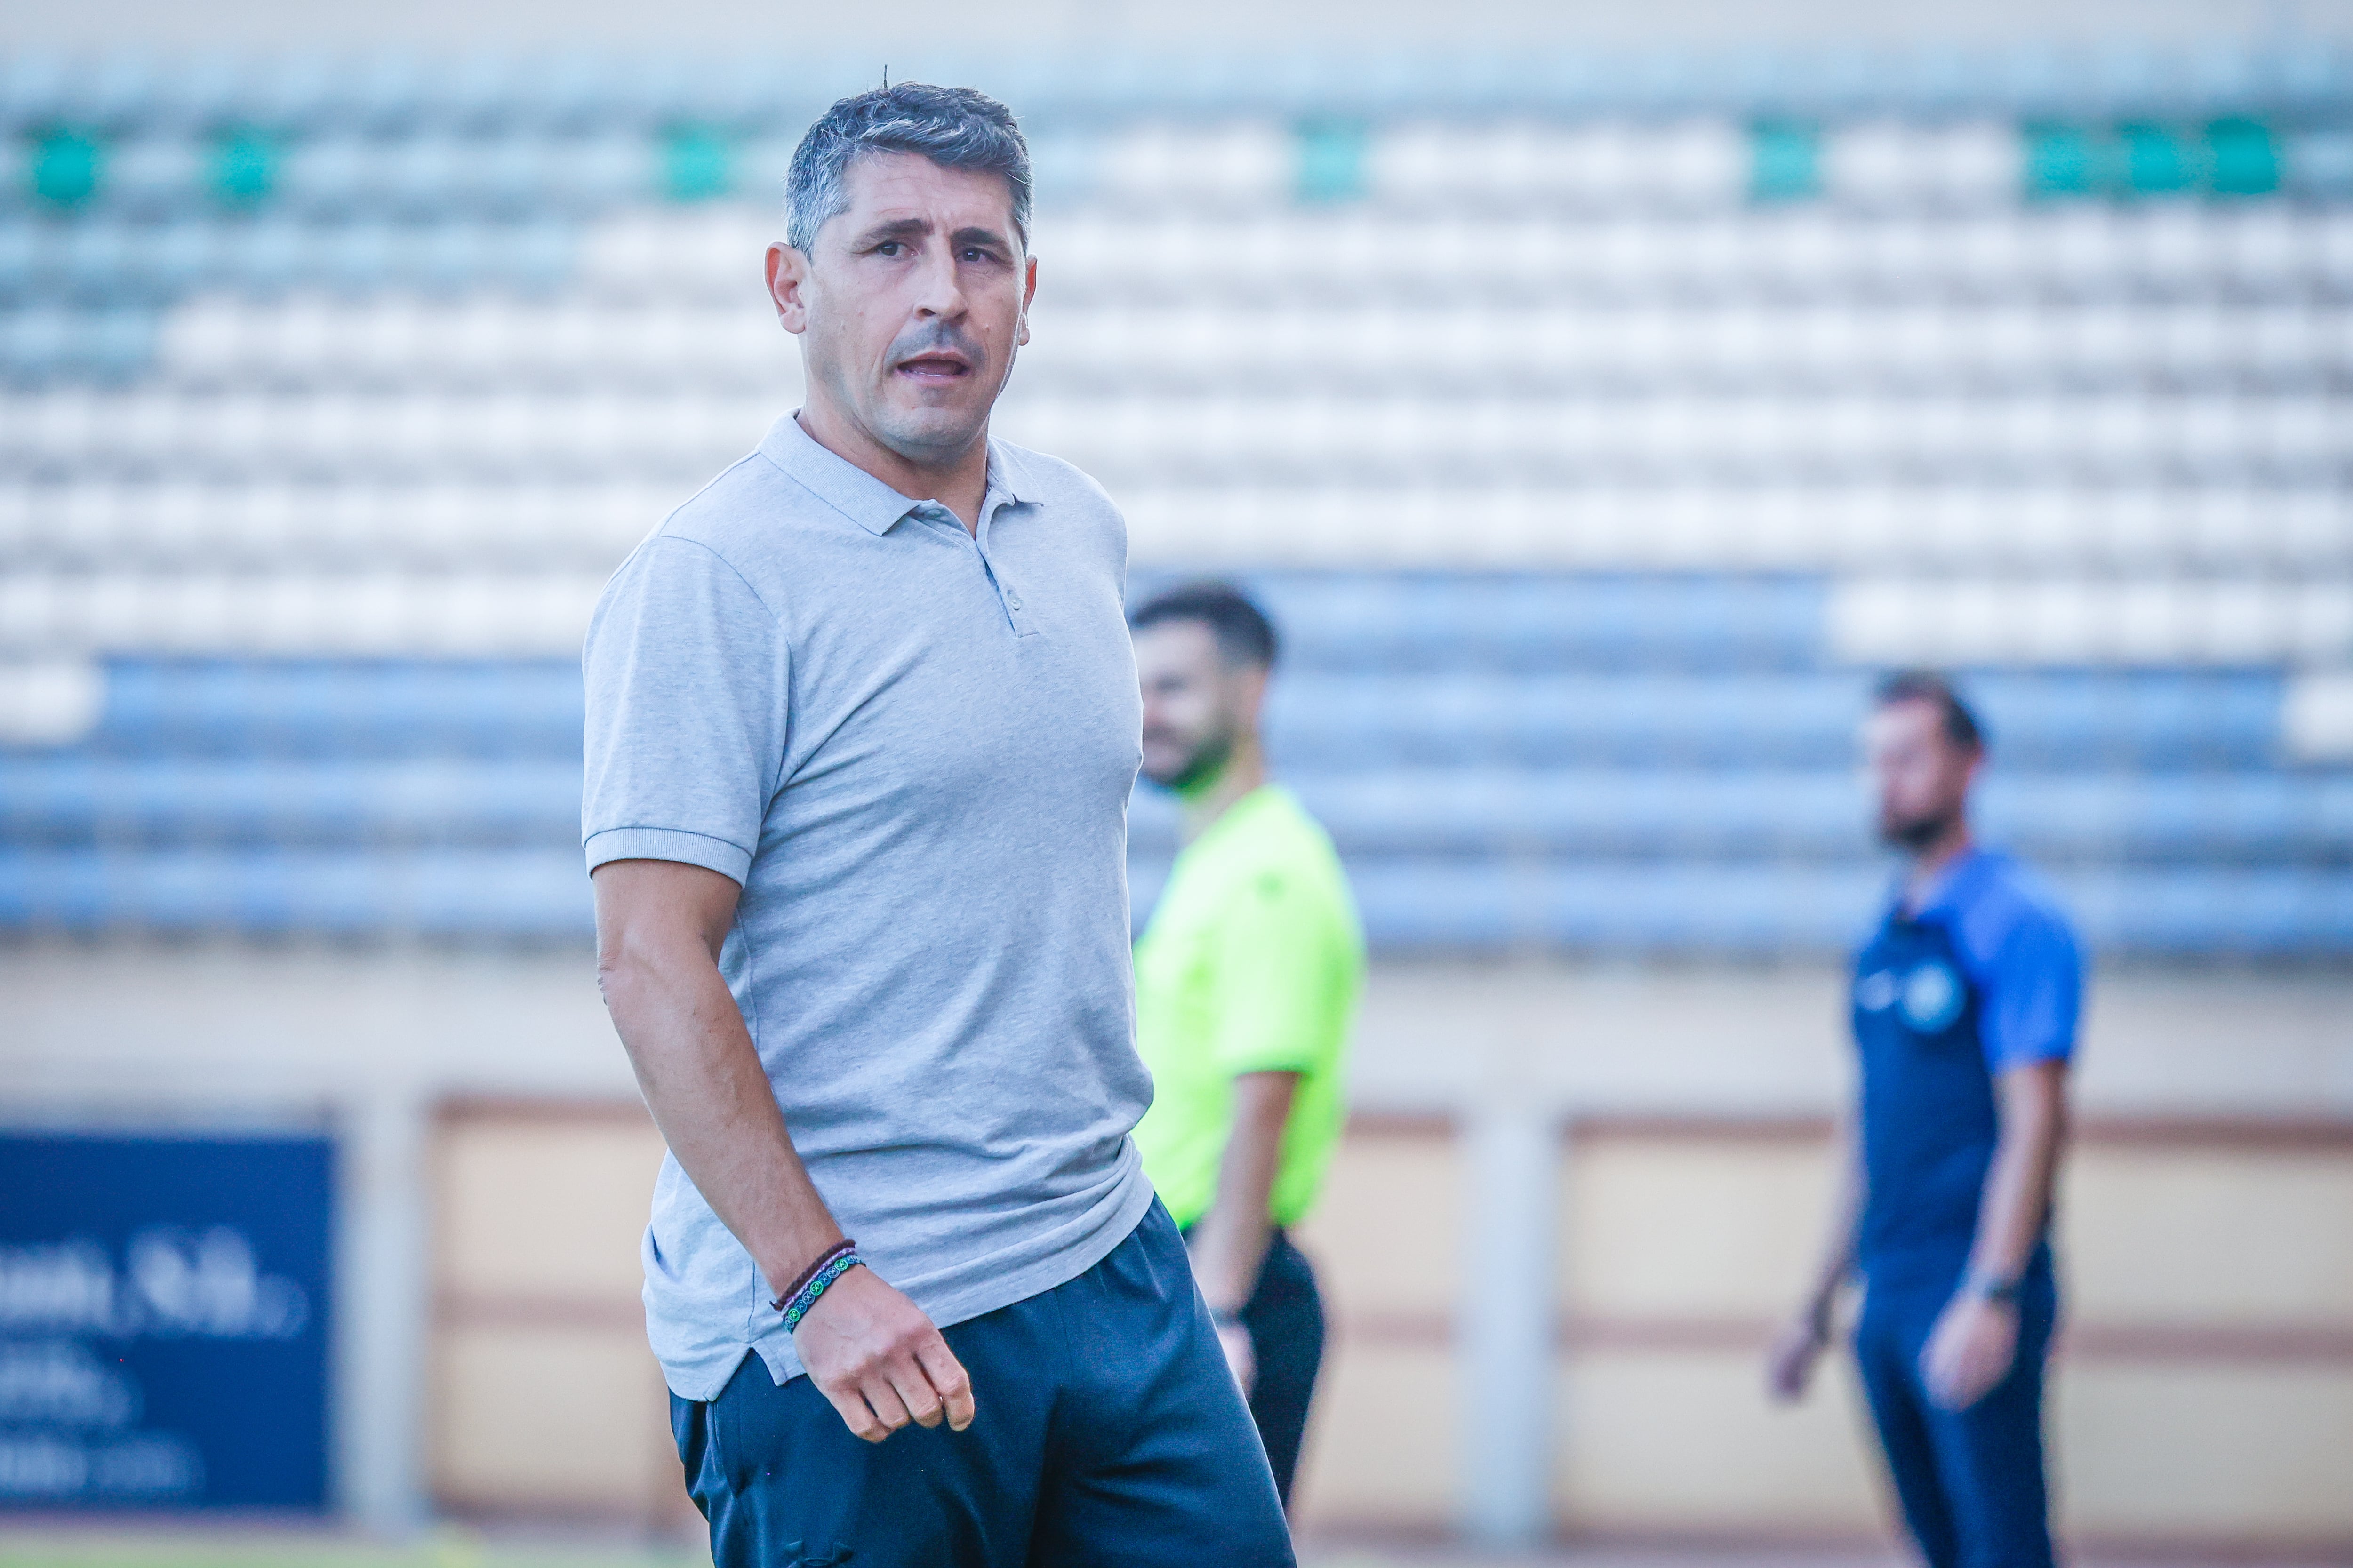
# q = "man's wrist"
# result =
<box><xmin>772</xmin><ymin>1240</ymin><xmax>863</xmax><ymax>1332</ymax></box>
<box><xmin>1960</xmin><ymin>1268</ymin><xmax>2022</xmax><ymax>1306</ymax></box>
<box><xmin>762</xmin><ymin>1234</ymin><xmax>853</xmax><ymax>1309</ymax></box>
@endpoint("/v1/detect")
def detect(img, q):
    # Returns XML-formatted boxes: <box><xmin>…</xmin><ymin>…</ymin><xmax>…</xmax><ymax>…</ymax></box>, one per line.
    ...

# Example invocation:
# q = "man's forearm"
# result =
<box><xmin>1795</xmin><ymin>1118</ymin><xmax>1863</xmax><ymax>1327</ymax></box>
<box><xmin>1189</xmin><ymin>1072</ymin><xmax>1298</xmax><ymax>1313</ymax></box>
<box><xmin>1966</xmin><ymin>1060</ymin><xmax>2068</xmax><ymax>1285</ymax></box>
<box><xmin>595</xmin><ymin>868</ymin><xmax>845</xmax><ymax>1297</ymax></box>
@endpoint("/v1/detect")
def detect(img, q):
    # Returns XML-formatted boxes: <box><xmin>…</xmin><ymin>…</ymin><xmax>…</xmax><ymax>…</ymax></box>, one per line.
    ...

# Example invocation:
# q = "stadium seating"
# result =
<box><xmin>0</xmin><ymin>47</ymin><xmax>2346</xmax><ymax>953</ymax></box>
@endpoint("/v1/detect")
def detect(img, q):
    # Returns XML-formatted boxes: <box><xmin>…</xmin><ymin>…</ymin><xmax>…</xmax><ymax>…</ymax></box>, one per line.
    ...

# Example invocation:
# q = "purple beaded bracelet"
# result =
<box><xmin>772</xmin><ymin>1240</ymin><xmax>861</xmax><ymax>1331</ymax></box>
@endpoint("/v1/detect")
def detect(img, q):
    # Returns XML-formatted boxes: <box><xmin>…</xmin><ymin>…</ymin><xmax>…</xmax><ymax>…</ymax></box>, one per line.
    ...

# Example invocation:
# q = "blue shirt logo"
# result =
<box><xmin>1899</xmin><ymin>960</ymin><xmax>1965</xmax><ymax>1033</ymax></box>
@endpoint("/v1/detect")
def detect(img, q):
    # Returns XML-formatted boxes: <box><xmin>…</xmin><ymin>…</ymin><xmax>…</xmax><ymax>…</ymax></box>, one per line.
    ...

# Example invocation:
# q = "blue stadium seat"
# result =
<box><xmin>0</xmin><ymin>308</ymin><xmax>68</xmax><ymax>382</ymax></box>
<box><xmin>1968</xmin><ymin>672</ymin><xmax>2282</xmax><ymax>768</ymax></box>
<box><xmin>0</xmin><ymin>757</ymin><xmax>582</xmax><ymax>844</ymax></box>
<box><xmin>343</xmin><ymin>54</ymin><xmax>432</xmax><ymax>136</ymax></box>
<box><xmin>218</xmin><ymin>220</ymin><xmax>306</xmax><ymax>296</ymax></box>
<box><xmin>0</xmin><ymin>848</ymin><xmax>591</xmax><ymax>936</ymax></box>
<box><xmin>88</xmin><ymin>660</ymin><xmax>586</xmax><ymax>756</ymax></box>
<box><xmin>1264</xmin><ymin>668</ymin><xmax>2287</xmax><ymax>774</ymax></box>
<box><xmin>1242</xmin><ymin>573</ymin><xmax>1827</xmax><ymax>672</ymax></box>
<box><xmin>60</xmin><ymin>224</ymin><xmax>138</xmax><ymax>304</ymax></box>
<box><xmin>0</xmin><ymin>55</ymin><xmax>73</xmax><ymax>138</ymax></box>
<box><xmin>381</xmin><ymin>139</ymin><xmax>467</xmax><ymax>218</ymax></box>
<box><xmin>1265</xmin><ymin>673</ymin><xmax>1872</xmax><ymax>768</ymax></box>
<box><xmin>1347</xmin><ymin>860</ymin><xmax>1518</xmax><ymax>949</ymax></box>
<box><xmin>0</xmin><ymin>224</ymin><xmax>32</xmax><ymax>301</ymax></box>
<box><xmin>0</xmin><ymin>304</ymin><xmax>154</xmax><ymax>382</ymax></box>
<box><xmin>2071</xmin><ymin>867</ymin><xmax>2353</xmax><ymax>955</ymax></box>
<box><xmin>1286</xmin><ymin>768</ymin><xmax>1862</xmax><ymax>856</ymax></box>
<box><xmin>143</xmin><ymin>54</ymin><xmax>251</xmax><ymax>136</ymax></box>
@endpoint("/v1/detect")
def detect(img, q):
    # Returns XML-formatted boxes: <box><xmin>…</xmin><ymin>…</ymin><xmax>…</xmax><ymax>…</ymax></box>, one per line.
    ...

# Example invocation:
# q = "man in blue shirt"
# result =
<box><xmin>1768</xmin><ymin>671</ymin><xmax>2082</xmax><ymax>1568</ymax></box>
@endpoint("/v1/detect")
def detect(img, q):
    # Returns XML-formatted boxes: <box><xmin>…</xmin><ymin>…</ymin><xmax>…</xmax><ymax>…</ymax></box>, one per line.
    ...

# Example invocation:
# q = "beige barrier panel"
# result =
<box><xmin>2055</xmin><ymin>1362</ymin><xmax>2353</xmax><ymax>1543</ymax></box>
<box><xmin>1565</xmin><ymin>1123</ymin><xmax>2353</xmax><ymax>1334</ymax></box>
<box><xmin>437</xmin><ymin>1114</ymin><xmax>667</xmax><ymax>1300</ymax></box>
<box><xmin>433</xmin><ymin>1323</ymin><xmax>674</xmax><ymax>1515</ymax></box>
<box><xmin>1294</xmin><ymin>1116</ymin><xmax>1463</xmax><ymax>1325</ymax></box>
<box><xmin>1293</xmin><ymin>1343</ymin><xmax>1463</xmax><ymax>1530</ymax></box>
<box><xmin>1552</xmin><ymin>1120</ymin><xmax>2353</xmax><ymax>1552</ymax></box>
<box><xmin>2063</xmin><ymin>1143</ymin><xmax>2353</xmax><ymax>1328</ymax></box>
<box><xmin>1290</xmin><ymin>1116</ymin><xmax>1463</xmax><ymax>1531</ymax></box>
<box><xmin>1557</xmin><ymin>1348</ymin><xmax>1882</xmax><ymax>1535</ymax></box>
<box><xmin>1561</xmin><ymin>1127</ymin><xmax>1839</xmax><ymax>1322</ymax></box>
<box><xmin>429</xmin><ymin>1103</ymin><xmax>679</xmax><ymax>1523</ymax></box>
<box><xmin>428</xmin><ymin>1105</ymin><xmax>1469</xmax><ymax>1531</ymax></box>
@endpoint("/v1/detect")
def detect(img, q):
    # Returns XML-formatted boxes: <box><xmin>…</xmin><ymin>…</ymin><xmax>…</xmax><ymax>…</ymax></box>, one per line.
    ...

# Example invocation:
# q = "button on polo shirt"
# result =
<box><xmin>583</xmin><ymin>414</ymin><xmax>1155</xmax><ymax>1400</ymax></box>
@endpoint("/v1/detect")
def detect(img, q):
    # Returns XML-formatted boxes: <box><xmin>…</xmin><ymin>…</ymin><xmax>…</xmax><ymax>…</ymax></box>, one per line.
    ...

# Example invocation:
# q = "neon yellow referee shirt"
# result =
<box><xmin>1131</xmin><ymin>784</ymin><xmax>1364</xmax><ymax>1232</ymax></box>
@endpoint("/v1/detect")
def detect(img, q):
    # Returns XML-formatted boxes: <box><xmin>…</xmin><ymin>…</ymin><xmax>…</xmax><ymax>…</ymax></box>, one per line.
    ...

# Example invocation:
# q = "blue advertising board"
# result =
<box><xmin>0</xmin><ymin>1134</ymin><xmax>334</xmax><ymax>1511</ymax></box>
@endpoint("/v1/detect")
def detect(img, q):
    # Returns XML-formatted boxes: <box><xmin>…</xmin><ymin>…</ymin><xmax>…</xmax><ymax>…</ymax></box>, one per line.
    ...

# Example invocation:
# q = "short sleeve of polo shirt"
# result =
<box><xmin>581</xmin><ymin>535</ymin><xmax>790</xmax><ymax>887</ymax></box>
<box><xmin>1202</xmin><ymin>870</ymin><xmax>1337</xmax><ymax>1078</ymax></box>
<box><xmin>1977</xmin><ymin>905</ymin><xmax>2083</xmax><ymax>1072</ymax></box>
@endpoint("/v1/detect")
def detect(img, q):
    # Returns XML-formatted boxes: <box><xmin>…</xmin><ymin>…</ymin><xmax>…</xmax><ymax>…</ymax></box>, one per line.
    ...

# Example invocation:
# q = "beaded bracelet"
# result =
<box><xmin>772</xmin><ymin>1239</ymin><xmax>860</xmax><ymax>1330</ymax></box>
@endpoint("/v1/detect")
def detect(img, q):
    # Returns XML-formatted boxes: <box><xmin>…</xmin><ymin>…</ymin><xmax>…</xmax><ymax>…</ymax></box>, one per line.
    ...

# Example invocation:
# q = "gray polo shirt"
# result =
<box><xmin>583</xmin><ymin>414</ymin><xmax>1156</xmax><ymax>1400</ymax></box>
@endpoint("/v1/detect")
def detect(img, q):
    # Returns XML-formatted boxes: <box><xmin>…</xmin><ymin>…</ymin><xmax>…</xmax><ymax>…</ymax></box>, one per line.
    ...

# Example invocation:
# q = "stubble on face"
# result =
<box><xmin>1136</xmin><ymin>622</ymin><xmax>1244</xmax><ymax>792</ymax></box>
<box><xmin>1142</xmin><ymin>720</ymin><xmax>1236</xmax><ymax>793</ymax></box>
<box><xmin>1879</xmin><ymin>800</ymin><xmax>1958</xmax><ymax>852</ymax></box>
<box><xmin>1865</xmin><ymin>701</ymin><xmax>1973</xmax><ymax>853</ymax></box>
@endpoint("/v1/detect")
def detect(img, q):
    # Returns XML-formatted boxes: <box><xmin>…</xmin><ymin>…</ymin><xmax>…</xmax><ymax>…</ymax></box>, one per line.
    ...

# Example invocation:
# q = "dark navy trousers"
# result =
<box><xmin>1231</xmin><ymin>1228</ymin><xmax>1326</xmax><ymax>1509</ymax></box>
<box><xmin>1854</xmin><ymin>1260</ymin><xmax>2060</xmax><ymax>1568</ymax></box>
<box><xmin>672</xmin><ymin>1201</ymin><xmax>1295</xmax><ymax>1568</ymax></box>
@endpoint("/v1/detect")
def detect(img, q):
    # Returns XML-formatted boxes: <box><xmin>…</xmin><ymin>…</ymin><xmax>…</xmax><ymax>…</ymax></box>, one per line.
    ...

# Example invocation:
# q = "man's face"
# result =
<box><xmin>1863</xmin><ymin>699</ymin><xmax>1979</xmax><ymax>852</ymax></box>
<box><xmin>768</xmin><ymin>152</ymin><xmax>1035</xmax><ymax>465</ymax></box>
<box><xmin>1136</xmin><ymin>620</ymin><xmax>1264</xmax><ymax>791</ymax></box>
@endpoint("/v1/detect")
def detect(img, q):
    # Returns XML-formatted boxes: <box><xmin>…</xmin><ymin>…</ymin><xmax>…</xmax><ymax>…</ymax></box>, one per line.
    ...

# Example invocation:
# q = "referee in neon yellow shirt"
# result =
<box><xmin>1128</xmin><ymin>581</ymin><xmax>1364</xmax><ymax>1508</ymax></box>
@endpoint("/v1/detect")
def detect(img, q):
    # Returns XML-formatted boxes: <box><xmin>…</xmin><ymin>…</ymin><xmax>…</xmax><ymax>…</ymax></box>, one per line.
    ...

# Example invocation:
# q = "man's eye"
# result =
<box><xmin>877</xmin><ymin>241</ymin><xmax>903</xmax><ymax>256</ymax></box>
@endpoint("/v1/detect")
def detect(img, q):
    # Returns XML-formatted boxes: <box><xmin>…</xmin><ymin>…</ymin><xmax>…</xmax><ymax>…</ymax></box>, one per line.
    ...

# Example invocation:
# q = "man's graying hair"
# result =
<box><xmin>784</xmin><ymin>83</ymin><xmax>1032</xmax><ymax>256</ymax></box>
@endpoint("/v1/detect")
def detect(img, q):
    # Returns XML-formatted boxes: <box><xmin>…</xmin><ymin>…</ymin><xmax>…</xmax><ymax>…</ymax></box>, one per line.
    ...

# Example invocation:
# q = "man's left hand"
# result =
<box><xmin>1217</xmin><ymin>1320</ymin><xmax>1257</xmax><ymax>1396</ymax></box>
<box><xmin>1921</xmin><ymin>1292</ymin><xmax>2018</xmax><ymax>1410</ymax></box>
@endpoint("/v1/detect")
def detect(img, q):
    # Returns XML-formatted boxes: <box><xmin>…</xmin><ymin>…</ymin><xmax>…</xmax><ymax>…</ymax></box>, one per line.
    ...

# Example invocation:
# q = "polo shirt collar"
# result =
<box><xmin>1890</xmin><ymin>845</ymin><xmax>1996</xmax><ymax>923</ymax></box>
<box><xmin>761</xmin><ymin>413</ymin><xmax>1027</xmax><ymax>537</ymax></box>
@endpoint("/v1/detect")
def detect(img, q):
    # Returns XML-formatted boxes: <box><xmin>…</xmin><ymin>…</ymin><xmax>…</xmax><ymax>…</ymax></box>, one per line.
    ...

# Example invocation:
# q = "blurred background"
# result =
<box><xmin>3</xmin><ymin>0</ymin><xmax>2351</xmax><ymax>1561</ymax></box>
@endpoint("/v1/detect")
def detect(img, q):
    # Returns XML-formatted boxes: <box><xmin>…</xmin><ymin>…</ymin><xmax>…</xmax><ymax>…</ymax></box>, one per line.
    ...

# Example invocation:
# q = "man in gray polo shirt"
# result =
<box><xmin>583</xmin><ymin>84</ymin><xmax>1293</xmax><ymax>1567</ymax></box>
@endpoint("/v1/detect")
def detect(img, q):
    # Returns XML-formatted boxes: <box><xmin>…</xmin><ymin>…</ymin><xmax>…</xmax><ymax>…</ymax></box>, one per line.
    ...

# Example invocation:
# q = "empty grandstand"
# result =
<box><xmin>1</xmin><ymin>45</ymin><xmax>2347</xmax><ymax>953</ymax></box>
<box><xmin>6</xmin><ymin>30</ymin><xmax>2353</xmax><ymax>1556</ymax></box>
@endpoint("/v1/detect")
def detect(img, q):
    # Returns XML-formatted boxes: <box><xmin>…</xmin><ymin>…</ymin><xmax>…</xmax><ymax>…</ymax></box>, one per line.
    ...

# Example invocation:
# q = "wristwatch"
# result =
<box><xmin>1962</xmin><ymin>1269</ymin><xmax>2022</xmax><ymax>1304</ymax></box>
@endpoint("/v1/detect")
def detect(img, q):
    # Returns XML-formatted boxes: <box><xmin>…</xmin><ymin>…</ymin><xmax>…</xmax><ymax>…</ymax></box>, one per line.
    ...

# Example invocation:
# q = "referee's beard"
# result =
<box><xmin>1142</xmin><ymin>727</ymin><xmax>1235</xmax><ymax>795</ymax></box>
<box><xmin>1881</xmin><ymin>804</ymin><xmax>1960</xmax><ymax>854</ymax></box>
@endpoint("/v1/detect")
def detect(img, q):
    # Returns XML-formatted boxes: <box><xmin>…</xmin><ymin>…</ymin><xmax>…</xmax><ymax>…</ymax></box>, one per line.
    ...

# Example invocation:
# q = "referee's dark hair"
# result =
<box><xmin>1874</xmin><ymin>669</ymin><xmax>1986</xmax><ymax>754</ymax></box>
<box><xmin>1128</xmin><ymin>581</ymin><xmax>1279</xmax><ymax>671</ymax></box>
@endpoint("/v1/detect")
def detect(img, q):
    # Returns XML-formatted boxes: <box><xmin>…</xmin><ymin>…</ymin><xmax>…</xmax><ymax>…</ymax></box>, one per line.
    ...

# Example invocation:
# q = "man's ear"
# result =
<box><xmin>767</xmin><ymin>241</ymin><xmax>811</xmax><ymax>336</ymax></box>
<box><xmin>1235</xmin><ymin>663</ymin><xmax>1272</xmax><ymax>727</ymax></box>
<box><xmin>1016</xmin><ymin>252</ymin><xmax>1037</xmax><ymax>348</ymax></box>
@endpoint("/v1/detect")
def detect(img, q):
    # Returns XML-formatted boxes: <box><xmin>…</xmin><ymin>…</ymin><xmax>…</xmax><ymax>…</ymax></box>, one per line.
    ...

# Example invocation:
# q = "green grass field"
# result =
<box><xmin>0</xmin><ymin>1530</ymin><xmax>705</xmax><ymax>1568</ymax></box>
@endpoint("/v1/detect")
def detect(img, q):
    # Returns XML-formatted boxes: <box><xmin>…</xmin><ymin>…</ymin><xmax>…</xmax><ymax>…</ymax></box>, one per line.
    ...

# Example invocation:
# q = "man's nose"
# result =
<box><xmin>911</xmin><ymin>241</ymin><xmax>967</xmax><ymax>317</ymax></box>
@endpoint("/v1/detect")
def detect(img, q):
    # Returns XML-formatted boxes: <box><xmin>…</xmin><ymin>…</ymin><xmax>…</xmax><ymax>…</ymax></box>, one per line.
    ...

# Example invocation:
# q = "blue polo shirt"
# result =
<box><xmin>1850</xmin><ymin>848</ymin><xmax>2082</xmax><ymax>1286</ymax></box>
<box><xmin>1886</xmin><ymin>848</ymin><xmax>2082</xmax><ymax>1073</ymax></box>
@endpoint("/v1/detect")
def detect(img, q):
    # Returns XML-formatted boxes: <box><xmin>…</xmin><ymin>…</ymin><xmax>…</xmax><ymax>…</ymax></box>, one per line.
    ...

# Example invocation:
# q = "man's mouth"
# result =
<box><xmin>895</xmin><ymin>353</ymin><xmax>973</xmax><ymax>383</ymax></box>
